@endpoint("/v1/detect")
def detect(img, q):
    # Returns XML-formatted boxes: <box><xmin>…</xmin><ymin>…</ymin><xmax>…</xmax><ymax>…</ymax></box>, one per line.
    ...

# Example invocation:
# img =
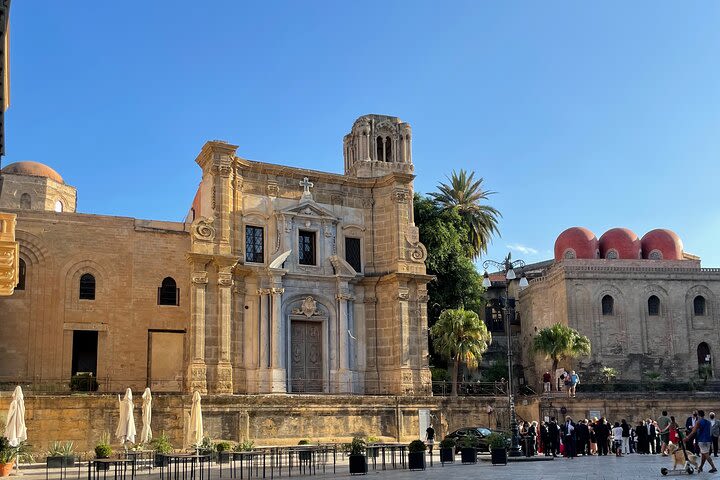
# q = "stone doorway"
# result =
<box><xmin>71</xmin><ymin>330</ymin><xmax>98</xmax><ymax>377</ymax></box>
<box><xmin>290</xmin><ymin>320</ymin><xmax>323</xmax><ymax>393</ymax></box>
<box><xmin>698</xmin><ymin>342</ymin><xmax>712</xmax><ymax>377</ymax></box>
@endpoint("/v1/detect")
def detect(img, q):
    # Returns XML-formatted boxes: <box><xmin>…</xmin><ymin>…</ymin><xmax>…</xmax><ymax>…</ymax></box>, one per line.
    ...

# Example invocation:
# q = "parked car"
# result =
<box><xmin>444</xmin><ymin>427</ymin><xmax>505</xmax><ymax>453</ymax></box>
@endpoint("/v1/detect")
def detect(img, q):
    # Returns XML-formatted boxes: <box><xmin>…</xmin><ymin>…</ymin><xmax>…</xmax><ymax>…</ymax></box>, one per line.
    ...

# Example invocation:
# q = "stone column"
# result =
<box><xmin>257</xmin><ymin>288</ymin><xmax>271</xmax><ymax>370</ymax></box>
<box><xmin>214</xmin><ymin>264</ymin><xmax>234</xmax><ymax>394</ymax></box>
<box><xmin>335</xmin><ymin>290</ymin><xmax>354</xmax><ymax>393</ymax></box>
<box><xmin>187</xmin><ymin>268</ymin><xmax>209</xmax><ymax>394</ymax></box>
<box><xmin>268</xmin><ymin>286</ymin><xmax>287</xmax><ymax>393</ymax></box>
<box><xmin>213</xmin><ymin>162</ymin><xmax>233</xmax><ymax>253</ymax></box>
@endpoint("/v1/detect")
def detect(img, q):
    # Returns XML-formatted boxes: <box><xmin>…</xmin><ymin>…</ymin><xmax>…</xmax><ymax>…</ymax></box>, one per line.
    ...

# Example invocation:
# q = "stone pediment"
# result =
<box><xmin>280</xmin><ymin>201</ymin><xmax>338</xmax><ymax>222</ymax></box>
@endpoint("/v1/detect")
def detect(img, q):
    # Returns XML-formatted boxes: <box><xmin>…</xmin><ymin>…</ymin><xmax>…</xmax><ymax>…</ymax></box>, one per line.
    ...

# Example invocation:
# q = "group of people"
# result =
<box><xmin>542</xmin><ymin>369</ymin><xmax>580</xmax><ymax>398</ymax></box>
<box><xmin>518</xmin><ymin>409</ymin><xmax>720</xmax><ymax>472</ymax></box>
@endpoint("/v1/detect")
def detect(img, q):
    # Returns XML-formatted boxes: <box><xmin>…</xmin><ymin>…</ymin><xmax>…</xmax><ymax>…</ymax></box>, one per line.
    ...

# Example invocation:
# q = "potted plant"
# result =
<box><xmin>459</xmin><ymin>435</ymin><xmax>477</xmax><ymax>464</ymax></box>
<box><xmin>150</xmin><ymin>432</ymin><xmax>173</xmax><ymax>467</ymax></box>
<box><xmin>407</xmin><ymin>440</ymin><xmax>426</xmax><ymax>471</ymax></box>
<box><xmin>0</xmin><ymin>437</ymin><xmax>16</xmax><ymax>477</ymax></box>
<box><xmin>197</xmin><ymin>436</ymin><xmax>214</xmax><ymax>458</ymax></box>
<box><xmin>94</xmin><ymin>434</ymin><xmax>113</xmax><ymax>471</ymax></box>
<box><xmin>347</xmin><ymin>437</ymin><xmax>367</xmax><ymax>475</ymax></box>
<box><xmin>297</xmin><ymin>439</ymin><xmax>312</xmax><ymax>462</ymax></box>
<box><xmin>439</xmin><ymin>438</ymin><xmax>455</xmax><ymax>463</ymax></box>
<box><xmin>366</xmin><ymin>436</ymin><xmax>380</xmax><ymax>458</ymax></box>
<box><xmin>487</xmin><ymin>433</ymin><xmax>508</xmax><ymax>465</ymax></box>
<box><xmin>233</xmin><ymin>439</ymin><xmax>254</xmax><ymax>452</ymax></box>
<box><xmin>215</xmin><ymin>441</ymin><xmax>232</xmax><ymax>464</ymax></box>
<box><xmin>46</xmin><ymin>441</ymin><xmax>75</xmax><ymax>468</ymax></box>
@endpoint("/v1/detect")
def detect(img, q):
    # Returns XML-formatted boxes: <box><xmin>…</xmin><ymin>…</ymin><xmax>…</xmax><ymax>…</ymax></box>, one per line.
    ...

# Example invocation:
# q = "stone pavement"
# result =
<box><xmin>11</xmin><ymin>453</ymin><xmax>713</xmax><ymax>480</ymax></box>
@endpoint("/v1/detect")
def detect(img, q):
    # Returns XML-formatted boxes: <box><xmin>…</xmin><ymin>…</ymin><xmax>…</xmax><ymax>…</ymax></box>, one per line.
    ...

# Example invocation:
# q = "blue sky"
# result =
<box><xmin>5</xmin><ymin>1</ymin><xmax>720</xmax><ymax>266</ymax></box>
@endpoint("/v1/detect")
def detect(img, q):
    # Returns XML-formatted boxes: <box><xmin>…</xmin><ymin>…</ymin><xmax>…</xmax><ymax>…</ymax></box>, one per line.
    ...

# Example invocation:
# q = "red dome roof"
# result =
<box><xmin>599</xmin><ymin>228</ymin><xmax>641</xmax><ymax>259</ymax></box>
<box><xmin>554</xmin><ymin>227</ymin><xmax>598</xmax><ymax>261</ymax></box>
<box><xmin>641</xmin><ymin>229</ymin><xmax>683</xmax><ymax>260</ymax></box>
<box><xmin>1</xmin><ymin>161</ymin><xmax>64</xmax><ymax>184</ymax></box>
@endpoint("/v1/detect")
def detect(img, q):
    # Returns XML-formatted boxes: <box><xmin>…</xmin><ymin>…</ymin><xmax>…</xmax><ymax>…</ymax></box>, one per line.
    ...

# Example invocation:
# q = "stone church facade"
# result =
<box><xmin>0</xmin><ymin>114</ymin><xmax>432</xmax><ymax>396</ymax></box>
<box><xmin>519</xmin><ymin>226</ymin><xmax>720</xmax><ymax>388</ymax></box>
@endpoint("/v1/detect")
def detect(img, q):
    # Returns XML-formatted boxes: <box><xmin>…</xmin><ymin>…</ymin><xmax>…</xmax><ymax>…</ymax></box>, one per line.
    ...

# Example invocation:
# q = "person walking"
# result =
<box><xmin>568</xmin><ymin>370</ymin><xmax>580</xmax><ymax>398</ymax></box>
<box><xmin>686</xmin><ymin>410</ymin><xmax>718</xmax><ymax>473</ymax></box>
<box><xmin>425</xmin><ymin>424</ymin><xmax>435</xmax><ymax>456</ymax></box>
<box><xmin>657</xmin><ymin>410</ymin><xmax>671</xmax><ymax>455</ymax></box>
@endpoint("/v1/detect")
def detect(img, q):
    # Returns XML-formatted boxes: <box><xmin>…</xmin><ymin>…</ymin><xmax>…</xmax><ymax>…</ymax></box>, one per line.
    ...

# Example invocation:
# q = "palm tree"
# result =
<box><xmin>531</xmin><ymin>323</ymin><xmax>591</xmax><ymax>374</ymax></box>
<box><xmin>430</xmin><ymin>308</ymin><xmax>492</xmax><ymax>396</ymax></box>
<box><xmin>429</xmin><ymin>169</ymin><xmax>501</xmax><ymax>259</ymax></box>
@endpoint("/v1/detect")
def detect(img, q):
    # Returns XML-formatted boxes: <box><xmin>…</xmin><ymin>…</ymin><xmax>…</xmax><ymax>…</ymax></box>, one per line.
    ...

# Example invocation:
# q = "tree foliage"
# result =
<box><xmin>428</xmin><ymin>169</ymin><xmax>501</xmax><ymax>259</ymax></box>
<box><xmin>430</xmin><ymin>308</ymin><xmax>492</xmax><ymax>396</ymax></box>
<box><xmin>531</xmin><ymin>323</ymin><xmax>591</xmax><ymax>373</ymax></box>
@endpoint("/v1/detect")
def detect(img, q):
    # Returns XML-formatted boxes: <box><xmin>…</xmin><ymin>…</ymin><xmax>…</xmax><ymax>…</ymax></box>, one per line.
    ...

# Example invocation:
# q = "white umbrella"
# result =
<box><xmin>185</xmin><ymin>391</ymin><xmax>203</xmax><ymax>449</ymax></box>
<box><xmin>140</xmin><ymin>388</ymin><xmax>152</xmax><ymax>444</ymax></box>
<box><xmin>115</xmin><ymin>388</ymin><xmax>137</xmax><ymax>445</ymax></box>
<box><xmin>4</xmin><ymin>386</ymin><xmax>27</xmax><ymax>447</ymax></box>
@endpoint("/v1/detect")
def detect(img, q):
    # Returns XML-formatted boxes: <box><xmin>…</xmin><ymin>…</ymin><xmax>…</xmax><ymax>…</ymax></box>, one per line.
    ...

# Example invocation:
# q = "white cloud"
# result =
<box><xmin>506</xmin><ymin>243</ymin><xmax>539</xmax><ymax>255</ymax></box>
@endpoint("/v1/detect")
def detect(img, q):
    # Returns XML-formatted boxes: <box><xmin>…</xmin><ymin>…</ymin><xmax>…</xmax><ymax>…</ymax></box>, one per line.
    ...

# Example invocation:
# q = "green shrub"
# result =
<box><xmin>459</xmin><ymin>436</ymin><xmax>478</xmax><ymax>449</ymax></box>
<box><xmin>408</xmin><ymin>440</ymin><xmax>426</xmax><ymax>452</ymax></box>
<box><xmin>233</xmin><ymin>440</ymin><xmax>254</xmax><ymax>452</ymax></box>
<box><xmin>347</xmin><ymin>437</ymin><xmax>365</xmax><ymax>455</ymax></box>
<box><xmin>150</xmin><ymin>433</ymin><xmax>173</xmax><ymax>454</ymax></box>
<box><xmin>297</xmin><ymin>439</ymin><xmax>309</xmax><ymax>445</ymax></box>
<box><xmin>487</xmin><ymin>433</ymin><xmax>507</xmax><ymax>449</ymax></box>
<box><xmin>439</xmin><ymin>438</ymin><xmax>456</xmax><ymax>449</ymax></box>
<box><xmin>215</xmin><ymin>442</ymin><xmax>232</xmax><ymax>453</ymax></box>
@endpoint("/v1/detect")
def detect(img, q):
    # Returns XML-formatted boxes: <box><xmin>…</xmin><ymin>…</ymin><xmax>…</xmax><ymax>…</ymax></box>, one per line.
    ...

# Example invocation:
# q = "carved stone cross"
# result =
<box><xmin>299</xmin><ymin>177</ymin><xmax>314</xmax><ymax>195</ymax></box>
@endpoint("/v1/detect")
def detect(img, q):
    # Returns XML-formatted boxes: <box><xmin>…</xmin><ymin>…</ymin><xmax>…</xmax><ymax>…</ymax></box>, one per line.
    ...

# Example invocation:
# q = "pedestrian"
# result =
<box><xmin>540</xmin><ymin>421</ymin><xmax>550</xmax><ymax>456</ymax></box>
<box><xmin>657</xmin><ymin>410</ymin><xmax>671</xmax><ymax>455</ymax></box>
<box><xmin>686</xmin><ymin>410</ymin><xmax>718</xmax><ymax>473</ymax></box>
<box><xmin>687</xmin><ymin>411</ymin><xmax>700</xmax><ymax>454</ymax></box>
<box><xmin>589</xmin><ymin>420</ymin><xmax>598</xmax><ymax>455</ymax></box>
<box><xmin>636</xmin><ymin>420</ymin><xmax>648</xmax><ymax>454</ymax></box>
<box><xmin>528</xmin><ymin>421</ymin><xmax>538</xmax><ymax>455</ymax></box>
<box><xmin>548</xmin><ymin>417</ymin><xmax>561</xmax><ymax>457</ymax></box>
<box><xmin>595</xmin><ymin>417</ymin><xmax>610</xmax><ymax>456</ymax></box>
<box><xmin>710</xmin><ymin>412</ymin><xmax>719</xmax><ymax>457</ymax></box>
<box><xmin>576</xmin><ymin>419</ymin><xmax>590</xmax><ymax>455</ymax></box>
<box><xmin>621</xmin><ymin>419</ymin><xmax>631</xmax><ymax>455</ymax></box>
<box><xmin>646</xmin><ymin>418</ymin><xmax>656</xmax><ymax>454</ymax></box>
<box><xmin>562</xmin><ymin>416</ymin><xmax>576</xmax><ymax>458</ymax></box>
<box><xmin>543</xmin><ymin>371</ymin><xmax>552</xmax><ymax>393</ymax></box>
<box><xmin>425</xmin><ymin>424</ymin><xmax>435</xmax><ymax>455</ymax></box>
<box><xmin>669</xmin><ymin>416</ymin><xmax>680</xmax><ymax>446</ymax></box>
<box><xmin>568</xmin><ymin>370</ymin><xmax>580</xmax><ymax>398</ymax></box>
<box><xmin>612</xmin><ymin>422</ymin><xmax>624</xmax><ymax>457</ymax></box>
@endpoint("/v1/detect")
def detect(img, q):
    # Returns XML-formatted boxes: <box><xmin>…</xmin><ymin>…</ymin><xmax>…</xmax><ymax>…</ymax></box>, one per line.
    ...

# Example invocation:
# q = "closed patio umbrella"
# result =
<box><xmin>4</xmin><ymin>386</ymin><xmax>27</xmax><ymax>447</ymax></box>
<box><xmin>115</xmin><ymin>388</ymin><xmax>137</xmax><ymax>445</ymax></box>
<box><xmin>140</xmin><ymin>388</ymin><xmax>152</xmax><ymax>444</ymax></box>
<box><xmin>185</xmin><ymin>391</ymin><xmax>203</xmax><ymax>449</ymax></box>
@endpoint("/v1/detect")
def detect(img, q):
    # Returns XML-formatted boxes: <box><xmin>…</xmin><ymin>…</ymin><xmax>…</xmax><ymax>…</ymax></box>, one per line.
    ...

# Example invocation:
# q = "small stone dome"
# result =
<box><xmin>1</xmin><ymin>161</ymin><xmax>64</xmax><ymax>184</ymax></box>
<box><xmin>599</xmin><ymin>227</ymin><xmax>641</xmax><ymax>259</ymax></box>
<box><xmin>554</xmin><ymin>227</ymin><xmax>599</xmax><ymax>261</ymax></box>
<box><xmin>641</xmin><ymin>229</ymin><xmax>683</xmax><ymax>260</ymax></box>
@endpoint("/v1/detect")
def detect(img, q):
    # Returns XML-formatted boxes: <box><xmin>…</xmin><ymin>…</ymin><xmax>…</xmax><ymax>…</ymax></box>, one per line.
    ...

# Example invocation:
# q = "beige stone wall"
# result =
<box><xmin>0</xmin><ymin>173</ymin><xmax>77</xmax><ymax>213</ymax></box>
<box><xmin>520</xmin><ymin>260</ymin><xmax>720</xmax><ymax>388</ymax></box>
<box><xmin>0</xmin><ymin>210</ymin><xmax>190</xmax><ymax>390</ymax></box>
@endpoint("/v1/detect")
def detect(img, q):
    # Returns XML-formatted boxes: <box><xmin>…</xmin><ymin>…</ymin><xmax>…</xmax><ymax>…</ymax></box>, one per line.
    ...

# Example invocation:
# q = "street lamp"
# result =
<box><xmin>482</xmin><ymin>257</ymin><xmax>528</xmax><ymax>457</ymax></box>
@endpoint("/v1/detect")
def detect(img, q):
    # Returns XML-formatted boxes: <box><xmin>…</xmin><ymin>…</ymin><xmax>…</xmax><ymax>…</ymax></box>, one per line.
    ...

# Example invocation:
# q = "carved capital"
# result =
<box><xmin>394</xmin><ymin>189</ymin><xmax>409</xmax><ymax>204</ymax></box>
<box><xmin>218</xmin><ymin>272</ymin><xmax>233</xmax><ymax>287</ymax></box>
<box><xmin>257</xmin><ymin>288</ymin><xmax>272</xmax><ymax>295</ymax></box>
<box><xmin>214</xmin><ymin>163</ymin><xmax>233</xmax><ymax>177</ymax></box>
<box><xmin>271</xmin><ymin>287</ymin><xmax>285</xmax><ymax>295</ymax></box>
<box><xmin>336</xmin><ymin>292</ymin><xmax>355</xmax><ymax>301</ymax></box>
<box><xmin>192</xmin><ymin>272</ymin><xmax>209</xmax><ymax>285</ymax></box>
<box><xmin>266</xmin><ymin>183</ymin><xmax>280</xmax><ymax>197</ymax></box>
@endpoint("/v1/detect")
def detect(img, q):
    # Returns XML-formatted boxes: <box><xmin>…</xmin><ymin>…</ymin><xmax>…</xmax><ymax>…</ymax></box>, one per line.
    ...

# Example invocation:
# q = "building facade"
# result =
<box><xmin>519</xmin><ymin>226</ymin><xmax>720</xmax><ymax>389</ymax></box>
<box><xmin>0</xmin><ymin>114</ymin><xmax>433</xmax><ymax>396</ymax></box>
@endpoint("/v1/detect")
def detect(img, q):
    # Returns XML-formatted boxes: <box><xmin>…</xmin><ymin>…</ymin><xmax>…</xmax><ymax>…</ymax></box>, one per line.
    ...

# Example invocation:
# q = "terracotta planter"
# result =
<box><xmin>0</xmin><ymin>461</ymin><xmax>14</xmax><ymax>477</ymax></box>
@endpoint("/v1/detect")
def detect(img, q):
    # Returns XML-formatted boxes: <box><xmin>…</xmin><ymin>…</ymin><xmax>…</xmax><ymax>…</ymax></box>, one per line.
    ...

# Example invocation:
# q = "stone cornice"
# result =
<box><xmin>195</xmin><ymin>140</ymin><xmax>239</xmax><ymax>171</ymax></box>
<box><xmin>235</xmin><ymin>157</ymin><xmax>415</xmax><ymax>187</ymax></box>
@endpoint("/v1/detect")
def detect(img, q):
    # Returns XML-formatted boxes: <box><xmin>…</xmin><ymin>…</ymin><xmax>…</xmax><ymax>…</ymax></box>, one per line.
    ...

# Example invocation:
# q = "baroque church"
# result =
<box><xmin>0</xmin><ymin>114</ymin><xmax>433</xmax><ymax>396</ymax></box>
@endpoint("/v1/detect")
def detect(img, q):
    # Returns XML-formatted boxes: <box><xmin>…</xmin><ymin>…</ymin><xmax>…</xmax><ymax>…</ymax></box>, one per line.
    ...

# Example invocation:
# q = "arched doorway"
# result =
<box><xmin>698</xmin><ymin>342</ymin><xmax>712</xmax><ymax>378</ymax></box>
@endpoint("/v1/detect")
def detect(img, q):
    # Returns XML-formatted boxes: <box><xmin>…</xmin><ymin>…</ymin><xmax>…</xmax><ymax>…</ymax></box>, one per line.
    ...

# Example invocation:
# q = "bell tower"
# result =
<box><xmin>343</xmin><ymin>114</ymin><xmax>414</xmax><ymax>178</ymax></box>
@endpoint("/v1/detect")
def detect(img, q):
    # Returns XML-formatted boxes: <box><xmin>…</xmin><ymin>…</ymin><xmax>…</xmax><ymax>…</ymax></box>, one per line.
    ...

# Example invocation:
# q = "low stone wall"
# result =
<box><xmin>0</xmin><ymin>393</ymin><xmax>517</xmax><ymax>453</ymax></box>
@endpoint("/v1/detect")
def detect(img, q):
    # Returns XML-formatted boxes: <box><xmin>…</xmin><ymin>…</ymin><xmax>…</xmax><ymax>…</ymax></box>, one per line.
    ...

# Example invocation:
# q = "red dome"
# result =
<box><xmin>599</xmin><ymin>228</ymin><xmax>641</xmax><ymax>259</ymax></box>
<box><xmin>1</xmin><ymin>161</ymin><xmax>64</xmax><ymax>184</ymax></box>
<box><xmin>554</xmin><ymin>227</ymin><xmax>598</xmax><ymax>261</ymax></box>
<box><xmin>641</xmin><ymin>229</ymin><xmax>683</xmax><ymax>260</ymax></box>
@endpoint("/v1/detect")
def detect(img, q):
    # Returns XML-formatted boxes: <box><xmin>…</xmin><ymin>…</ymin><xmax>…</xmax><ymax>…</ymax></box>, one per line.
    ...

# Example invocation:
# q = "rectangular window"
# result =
<box><xmin>298</xmin><ymin>230</ymin><xmax>316</xmax><ymax>265</ymax></box>
<box><xmin>245</xmin><ymin>226</ymin><xmax>264</xmax><ymax>263</ymax></box>
<box><xmin>345</xmin><ymin>237</ymin><xmax>361</xmax><ymax>273</ymax></box>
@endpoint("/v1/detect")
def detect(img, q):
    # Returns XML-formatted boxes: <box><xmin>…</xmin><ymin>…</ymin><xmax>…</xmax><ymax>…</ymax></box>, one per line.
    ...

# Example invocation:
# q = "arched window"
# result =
<box><xmin>79</xmin><ymin>273</ymin><xmax>96</xmax><ymax>300</ymax></box>
<box><xmin>158</xmin><ymin>277</ymin><xmax>179</xmax><ymax>306</ymax></box>
<box><xmin>601</xmin><ymin>295</ymin><xmax>614</xmax><ymax>315</ymax></box>
<box><xmin>694</xmin><ymin>296</ymin><xmax>706</xmax><ymax>316</ymax></box>
<box><xmin>648</xmin><ymin>295</ymin><xmax>660</xmax><ymax>316</ymax></box>
<box><xmin>376</xmin><ymin>137</ymin><xmax>383</xmax><ymax>161</ymax></box>
<box><xmin>385</xmin><ymin>137</ymin><xmax>392</xmax><ymax>162</ymax></box>
<box><xmin>20</xmin><ymin>193</ymin><xmax>31</xmax><ymax>209</ymax></box>
<box><xmin>54</xmin><ymin>200</ymin><xmax>64</xmax><ymax>213</ymax></box>
<box><xmin>606</xmin><ymin>249</ymin><xmax>618</xmax><ymax>260</ymax></box>
<box><xmin>16</xmin><ymin>258</ymin><xmax>26</xmax><ymax>291</ymax></box>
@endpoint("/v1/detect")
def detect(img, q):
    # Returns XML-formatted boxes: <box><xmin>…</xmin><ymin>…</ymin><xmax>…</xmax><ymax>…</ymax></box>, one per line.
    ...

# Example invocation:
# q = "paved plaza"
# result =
<box><xmin>13</xmin><ymin>453</ymin><xmax>709</xmax><ymax>480</ymax></box>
